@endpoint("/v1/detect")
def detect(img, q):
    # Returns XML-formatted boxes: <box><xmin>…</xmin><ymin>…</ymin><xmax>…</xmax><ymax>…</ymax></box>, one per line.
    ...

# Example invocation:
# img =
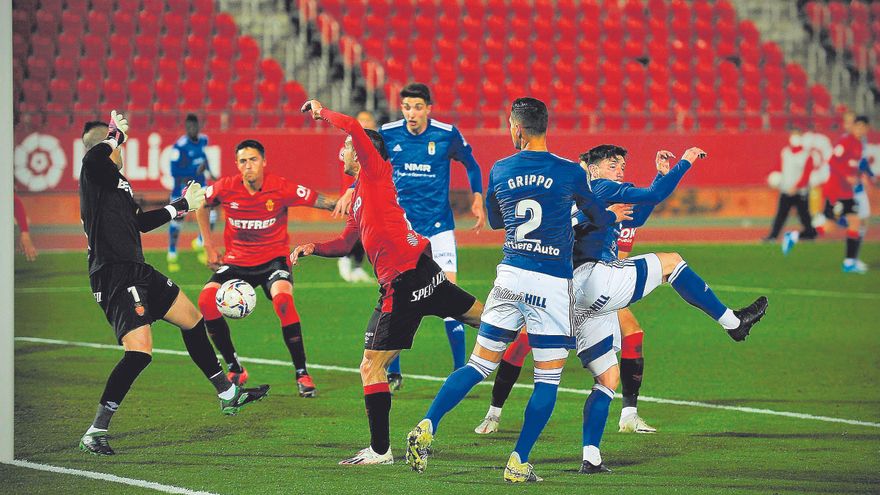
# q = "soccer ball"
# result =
<box><xmin>215</xmin><ymin>279</ymin><xmax>257</xmax><ymax>319</ymax></box>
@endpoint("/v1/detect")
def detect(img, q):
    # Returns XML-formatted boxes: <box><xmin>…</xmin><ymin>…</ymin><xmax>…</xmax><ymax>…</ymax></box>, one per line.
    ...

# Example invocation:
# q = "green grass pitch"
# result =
<box><xmin>9</xmin><ymin>242</ymin><xmax>880</xmax><ymax>494</ymax></box>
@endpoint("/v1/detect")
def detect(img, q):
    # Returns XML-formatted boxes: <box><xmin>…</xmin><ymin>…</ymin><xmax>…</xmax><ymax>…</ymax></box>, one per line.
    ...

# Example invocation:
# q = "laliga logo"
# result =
<box><xmin>14</xmin><ymin>133</ymin><xmax>66</xmax><ymax>192</ymax></box>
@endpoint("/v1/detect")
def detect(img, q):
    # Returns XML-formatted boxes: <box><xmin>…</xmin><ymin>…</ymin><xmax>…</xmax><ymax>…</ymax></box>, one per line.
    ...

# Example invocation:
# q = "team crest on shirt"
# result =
<box><xmin>230</xmin><ymin>202</ymin><xmax>239</xmax><ymax>209</ymax></box>
<box><xmin>266</xmin><ymin>199</ymin><xmax>275</xmax><ymax>211</ymax></box>
<box><xmin>428</xmin><ymin>142</ymin><xmax>436</xmax><ymax>155</ymax></box>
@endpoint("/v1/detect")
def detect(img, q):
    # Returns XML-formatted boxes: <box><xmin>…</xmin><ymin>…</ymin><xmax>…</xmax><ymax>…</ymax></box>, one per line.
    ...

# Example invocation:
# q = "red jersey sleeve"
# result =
<box><xmin>319</xmin><ymin>109</ymin><xmax>390</xmax><ymax>180</ymax></box>
<box><xmin>313</xmin><ymin>213</ymin><xmax>360</xmax><ymax>257</ymax></box>
<box><xmin>282</xmin><ymin>180</ymin><xmax>317</xmax><ymax>208</ymax></box>
<box><xmin>13</xmin><ymin>194</ymin><xmax>28</xmax><ymax>232</ymax></box>
<box><xmin>205</xmin><ymin>176</ymin><xmax>227</xmax><ymax>206</ymax></box>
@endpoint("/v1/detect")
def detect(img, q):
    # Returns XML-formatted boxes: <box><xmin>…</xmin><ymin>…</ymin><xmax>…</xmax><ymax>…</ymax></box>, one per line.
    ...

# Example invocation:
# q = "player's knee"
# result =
<box><xmin>198</xmin><ymin>286</ymin><xmax>222</xmax><ymax>320</ymax></box>
<box><xmin>658</xmin><ymin>252</ymin><xmax>684</xmax><ymax>275</ymax></box>
<box><xmin>595</xmin><ymin>365</ymin><xmax>620</xmax><ymax>391</ymax></box>
<box><xmin>460</xmin><ymin>299</ymin><xmax>484</xmax><ymax>328</ymax></box>
<box><xmin>533</xmin><ymin>365</ymin><xmax>563</xmax><ymax>386</ymax></box>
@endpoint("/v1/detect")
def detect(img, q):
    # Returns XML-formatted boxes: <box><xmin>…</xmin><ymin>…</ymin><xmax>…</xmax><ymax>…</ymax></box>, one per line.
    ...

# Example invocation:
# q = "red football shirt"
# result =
<box><xmin>313</xmin><ymin>109</ymin><xmax>429</xmax><ymax>284</ymax></box>
<box><xmin>206</xmin><ymin>173</ymin><xmax>317</xmax><ymax>266</ymax></box>
<box><xmin>823</xmin><ymin>133</ymin><xmax>862</xmax><ymax>202</ymax></box>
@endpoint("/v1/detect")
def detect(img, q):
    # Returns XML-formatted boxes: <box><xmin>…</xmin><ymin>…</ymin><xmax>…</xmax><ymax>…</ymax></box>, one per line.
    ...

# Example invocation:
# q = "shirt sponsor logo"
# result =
<box><xmin>269</xmin><ymin>269</ymin><xmax>290</xmax><ymax>280</ymax></box>
<box><xmin>230</xmin><ymin>202</ymin><xmax>239</xmax><ymax>209</ymax></box>
<box><xmin>266</xmin><ymin>199</ymin><xmax>275</xmax><ymax>211</ymax></box>
<box><xmin>618</xmin><ymin>227</ymin><xmax>636</xmax><ymax>239</ymax></box>
<box><xmin>491</xmin><ymin>286</ymin><xmax>522</xmax><ymax>302</ymax></box>
<box><xmin>428</xmin><ymin>141</ymin><xmax>436</xmax><ymax>155</ymax></box>
<box><xmin>410</xmin><ymin>271</ymin><xmax>447</xmax><ymax>302</ymax></box>
<box><xmin>352</xmin><ymin>196</ymin><xmax>362</xmax><ymax>215</ymax></box>
<box><xmin>522</xmin><ymin>292</ymin><xmax>547</xmax><ymax>308</ymax></box>
<box><xmin>404</xmin><ymin>163</ymin><xmax>432</xmax><ymax>172</ymax></box>
<box><xmin>228</xmin><ymin>217</ymin><xmax>277</xmax><ymax>229</ymax></box>
<box><xmin>118</xmin><ymin>178</ymin><xmax>133</xmax><ymax>196</ymax></box>
<box><xmin>507</xmin><ymin>174</ymin><xmax>554</xmax><ymax>190</ymax></box>
<box><xmin>503</xmin><ymin>240</ymin><xmax>561</xmax><ymax>256</ymax></box>
<box><xmin>93</xmin><ymin>292</ymin><xmax>102</xmax><ymax>303</ymax></box>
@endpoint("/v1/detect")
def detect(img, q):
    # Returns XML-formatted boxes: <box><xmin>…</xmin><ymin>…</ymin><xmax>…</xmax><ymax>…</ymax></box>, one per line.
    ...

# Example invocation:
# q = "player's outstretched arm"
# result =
<box><xmin>312</xmin><ymin>193</ymin><xmax>337</xmax><ymax>211</ymax></box>
<box><xmin>302</xmin><ymin>99</ymin><xmax>384</xmax><ymax>177</ymax></box>
<box><xmin>195</xmin><ymin>204</ymin><xmax>222</xmax><ymax>269</ymax></box>
<box><xmin>293</xmin><ymin>219</ymin><xmax>360</xmax><ymax>262</ymax></box>
<box><xmin>81</xmin><ymin>110</ymin><xmax>130</xmax><ymax>189</ymax></box>
<box><xmin>135</xmin><ymin>181</ymin><xmax>206</xmax><ymax>232</ymax></box>
<box><xmin>471</xmin><ymin>192</ymin><xmax>487</xmax><ymax>232</ymax></box>
<box><xmin>484</xmin><ymin>190</ymin><xmax>504</xmax><ymax>230</ymax></box>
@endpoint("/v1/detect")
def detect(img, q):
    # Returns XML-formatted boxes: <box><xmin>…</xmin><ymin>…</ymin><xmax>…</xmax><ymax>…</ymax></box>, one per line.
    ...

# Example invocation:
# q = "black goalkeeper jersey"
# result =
<box><xmin>79</xmin><ymin>142</ymin><xmax>145</xmax><ymax>275</ymax></box>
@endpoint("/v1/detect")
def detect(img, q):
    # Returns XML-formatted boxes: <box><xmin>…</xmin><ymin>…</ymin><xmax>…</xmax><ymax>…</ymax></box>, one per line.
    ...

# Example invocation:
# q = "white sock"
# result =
<box><xmin>85</xmin><ymin>426</ymin><xmax>107</xmax><ymax>436</ymax></box>
<box><xmin>620</xmin><ymin>406</ymin><xmax>637</xmax><ymax>419</ymax></box>
<box><xmin>583</xmin><ymin>445</ymin><xmax>602</xmax><ymax>465</ymax></box>
<box><xmin>487</xmin><ymin>405</ymin><xmax>502</xmax><ymax>418</ymax></box>
<box><xmin>718</xmin><ymin>308</ymin><xmax>740</xmax><ymax>330</ymax></box>
<box><xmin>789</xmin><ymin>231</ymin><xmax>800</xmax><ymax>242</ymax></box>
<box><xmin>218</xmin><ymin>383</ymin><xmax>236</xmax><ymax>400</ymax></box>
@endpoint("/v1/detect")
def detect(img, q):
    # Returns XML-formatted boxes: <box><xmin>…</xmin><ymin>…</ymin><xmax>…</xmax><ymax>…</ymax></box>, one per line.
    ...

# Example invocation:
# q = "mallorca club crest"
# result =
<box><xmin>265</xmin><ymin>199</ymin><xmax>275</xmax><ymax>211</ymax></box>
<box><xmin>427</xmin><ymin>141</ymin><xmax>436</xmax><ymax>155</ymax></box>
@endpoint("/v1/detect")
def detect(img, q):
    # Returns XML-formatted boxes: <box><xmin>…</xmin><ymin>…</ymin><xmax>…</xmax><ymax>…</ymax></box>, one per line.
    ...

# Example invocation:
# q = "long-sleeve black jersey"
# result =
<box><xmin>79</xmin><ymin>142</ymin><xmax>146</xmax><ymax>274</ymax></box>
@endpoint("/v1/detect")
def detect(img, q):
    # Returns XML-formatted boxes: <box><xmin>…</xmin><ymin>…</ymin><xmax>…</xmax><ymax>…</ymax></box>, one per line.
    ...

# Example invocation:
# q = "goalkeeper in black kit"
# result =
<box><xmin>78</xmin><ymin>111</ymin><xmax>269</xmax><ymax>456</ymax></box>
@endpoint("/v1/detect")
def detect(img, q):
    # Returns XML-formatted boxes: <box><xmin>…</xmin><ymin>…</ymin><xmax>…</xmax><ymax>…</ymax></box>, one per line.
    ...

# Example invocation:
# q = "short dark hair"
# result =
<box><xmin>364</xmin><ymin>129</ymin><xmax>389</xmax><ymax>160</ymax></box>
<box><xmin>580</xmin><ymin>144</ymin><xmax>628</xmax><ymax>166</ymax></box>
<box><xmin>510</xmin><ymin>97</ymin><xmax>548</xmax><ymax>135</ymax></box>
<box><xmin>185</xmin><ymin>113</ymin><xmax>199</xmax><ymax>123</ymax></box>
<box><xmin>854</xmin><ymin>115</ymin><xmax>870</xmax><ymax>125</ymax></box>
<box><xmin>235</xmin><ymin>139</ymin><xmax>265</xmax><ymax>157</ymax></box>
<box><xmin>82</xmin><ymin>120</ymin><xmax>107</xmax><ymax>136</ymax></box>
<box><xmin>400</xmin><ymin>83</ymin><xmax>431</xmax><ymax>104</ymax></box>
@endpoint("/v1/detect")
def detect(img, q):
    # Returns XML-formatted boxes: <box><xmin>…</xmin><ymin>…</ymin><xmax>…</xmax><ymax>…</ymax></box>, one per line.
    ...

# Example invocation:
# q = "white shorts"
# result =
<box><xmin>572</xmin><ymin>254</ymin><xmax>663</xmax><ymax>320</ymax></box>
<box><xmin>575</xmin><ymin>311</ymin><xmax>621</xmax><ymax>377</ymax></box>
<box><xmin>854</xmin><ymin>189</ymin><xmax>871</xmax><ymax>220</ymax></box>
<box><xmin>479</xmin><ymin>264</ymin><xmax>574</xmax><ymax>349</ymax></box>
<box><xmin>428</xmin><ymin>230</ymin><xmax>457</xmax><ymax>273</ymax></box>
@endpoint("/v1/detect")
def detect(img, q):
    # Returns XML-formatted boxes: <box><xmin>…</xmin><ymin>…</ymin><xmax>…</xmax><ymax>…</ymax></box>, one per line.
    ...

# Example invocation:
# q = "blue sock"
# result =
<box><xmin>387</xmin><ymin>355</ymin><xmax>401</xmax><ymax>374</ymax></box>
<box><xmin>444</xmin><ymin>319</ymin><xmax>466</xmax><ymax>370</ymax></box>
<box><xmin>513</xmin><ymin>382</ymin><xmax>559</xmax><ymax>462</ymax></box>
<box><xmin>168</xmin><ymin>220</ymin><xmax>180</xmax><ymax>255</ymax></box>
<box><xmin>425</xmin><ymin>365</ymin><xmax>484</xmax><ymax>433</ymax></box>
<box><xmin>668</xmin><ymin>262</ymin><xmax>727</xmax><ymax>320</ymax></box>
<box><xmin>582</xmin><ymin>385</ymin><xmax>613</xmax><ymax>452</ymax></box>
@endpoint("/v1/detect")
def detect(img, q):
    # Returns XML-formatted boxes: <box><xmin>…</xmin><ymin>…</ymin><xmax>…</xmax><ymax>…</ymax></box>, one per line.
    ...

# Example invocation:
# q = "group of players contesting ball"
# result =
<box><xmin>79</xmin><ymin>83</ymin><xmax>775</xmax><ymax>482</ymax></box>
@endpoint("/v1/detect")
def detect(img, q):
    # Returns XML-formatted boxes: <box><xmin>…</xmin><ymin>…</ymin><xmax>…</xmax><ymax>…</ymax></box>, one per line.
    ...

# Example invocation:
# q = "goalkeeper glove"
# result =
<box><xmin>169</xmin><ymin>181</ymin><xmax>206</xmax><ymax>218</ymax></box>
<box><xmin>106</xmin><ymin>110</ymin><xmax>129</xmax><ymax>146</ymax></box>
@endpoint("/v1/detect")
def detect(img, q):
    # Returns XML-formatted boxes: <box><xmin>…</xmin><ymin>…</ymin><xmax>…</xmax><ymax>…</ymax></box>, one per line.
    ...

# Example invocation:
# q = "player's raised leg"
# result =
<box><xmin>164</xmin><ymin>290</ymin><xmax>270</xmax><ymax>415</ymax></box>
<box><xmin>269</xmin><ymin>278</ymin><xmax>317</xmax><ymax>397</ymax></box>
<box><xmin>475</xmin><ymin>330</ymin><xmax>529</xmax><ymax>434</ymax></box>
<box><xmin>198</xmin><ymin>282</ymin><xmax>249</xmax><ymax>384</ymax></box>
<box><xmin>617</xmin><ymin>308</ymin><xmax>656</xmax><ymax>433</ymax></box>
<box><xmin>654</xmin><ymin>252</ymin><xmax>768</xmax><ymax>341</ymax></box>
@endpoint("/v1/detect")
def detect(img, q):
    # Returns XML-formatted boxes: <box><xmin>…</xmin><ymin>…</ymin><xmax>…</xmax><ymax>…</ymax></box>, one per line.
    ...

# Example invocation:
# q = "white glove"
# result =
<box><xmin>183</xmin><ymin>182</ymin><xmax>206</xmax><ymax>211</ymax></box>
<box><xmin>106</xmin><ymin>110</ymin><xmax>129</xmax><ymax>145</ymax></box>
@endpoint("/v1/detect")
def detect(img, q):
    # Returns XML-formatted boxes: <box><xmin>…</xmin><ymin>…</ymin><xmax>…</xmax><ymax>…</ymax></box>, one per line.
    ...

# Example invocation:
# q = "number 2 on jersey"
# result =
<box><xmin>514</xmin><ymin>199</ymin><xmax>542</xmax><ymax>242</ymax></box>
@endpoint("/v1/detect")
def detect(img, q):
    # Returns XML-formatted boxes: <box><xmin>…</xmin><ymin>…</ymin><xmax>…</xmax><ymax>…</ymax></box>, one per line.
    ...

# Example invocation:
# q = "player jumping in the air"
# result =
<box><xmin>475</xmin><ymin>148</ymin><xmax>663</xmax><ymax>437</ymax></box>
<box><xmin>783</xmin><ymin>115</ymin><xmax>871</xmax><ymax>273</ymax></box>
<box><xmin>378</xmin><ymin>83</ymin><xmax>486</xmax><ymax>388</ymax></box>
<box><xmin>78</xmin><ymin>112</ymin><xmax>269</xmax><ymax>456</ymax></box>
<box><xmin>294</xmin><ymin>100</ymin><xmax>485</xmax><ymax>466</ymax></box>
<box><xmin>405</xmin><ymin>98</ymin><xmax>629</xmax><ymax>483</ymax></box>
<box><xmin>168</xmin><ymin>114</ymin><xmax>214</xmax><ymax>272</ymax></box>
<box><xmin>195</xmin><ymin>140</ymin><xmax>336</xmax><ymax>397</ymax></box>
<box><xmin>570</xmin><ymin>144</ymin><xmax>768</xmax><ymax>473</ymax></box>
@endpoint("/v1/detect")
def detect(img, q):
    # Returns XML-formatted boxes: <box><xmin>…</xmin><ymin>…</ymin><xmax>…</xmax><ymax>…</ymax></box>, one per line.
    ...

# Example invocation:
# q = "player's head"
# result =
<box><xmin>82</xmin><ymin>120</ymin><xmax>124</xmax><ymax>170</ymax></box>
<box><xmin>400</xmin><ymin>83</ymin><xmax>432</xmax><ymax>134</ymax></box>
<box><xmin>356</xmin><ymin>110</ymin><xmax>378</xmax><ymax>130</ymax></box>
<box><xmin>842</xmin><ymin>110</ymin><xmax>856</xmax><ymax>132</ymax></box>
<box><xmin>185</xmin><ymin>113</ymin><xmax>200</xmax><ymax>141</ymax></box>
<box><xmin>509</xmin><ymin>97</ymin><xmax>548</xmax><ymax>150</ymax></box>
<box><xmin>853</xmin><ymin>115</ymin><xmax>870</xmax><ymax>139</ymax></box>
<box><xmin>235</xmin><ymin>139</ymin><xmax>266</xmax><ymax>186</ymax></box>
<box><xmin>580</xmin><ymin>144</ymin><xmax>628</xmax><ymax>181</ymax></box>
<box><xmin>340</xmin><ymin>129</ymin><xmax>388</xmax><ymax>177</ymax></box>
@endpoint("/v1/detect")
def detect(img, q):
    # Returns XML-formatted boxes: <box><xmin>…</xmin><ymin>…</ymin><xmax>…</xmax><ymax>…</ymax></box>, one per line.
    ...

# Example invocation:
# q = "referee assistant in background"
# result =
<box><xmin>78</xmin><ymin>111</ymin><xmax>269</xmax><ymax>456</ymax></box>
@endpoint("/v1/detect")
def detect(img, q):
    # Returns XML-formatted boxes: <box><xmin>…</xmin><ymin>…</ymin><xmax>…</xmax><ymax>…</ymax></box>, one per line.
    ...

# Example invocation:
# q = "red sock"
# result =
<box><xmin>816</xmin><ymin>225</ymin><xmax>826</xmax><ymax>237</ymax></box>
<box><xmin>621</xmin><ymin>332</ymin><xmax>644</xmax><ymax>360</ymax></box>
<box><xmin>272</xmin><ymin>293</ymin><xmax>300</xmax><ymax>326</ymax></box>
<box><xmin>502</xmin><ymin>331</ymin><xmax>531</xmax><ymax>367</ymax></box>
<box><xmin>846</xmin><ymin>229</ymin><xmax>859</xmax><ymax>240</ymax></box>
<box><xmin>198</xmin><ymin>286</ymin><xmax>222</xmax><ymax>321</ymax></box>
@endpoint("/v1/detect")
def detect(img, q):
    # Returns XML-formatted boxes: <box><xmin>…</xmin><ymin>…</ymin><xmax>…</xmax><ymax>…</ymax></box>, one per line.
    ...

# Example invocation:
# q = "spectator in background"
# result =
<box><xmin>334</xmin><ymin>110</ymin><xmax>378</xmax><ymax>283</ymax></box>
<box><xmin>168</xmin><ymin>114</ymin><xmax>214</xmax><ymax>272</ymax></box>
<box><xmin>14</xmin><ymin>193</ymin><xmax>37</xmax><ymax>261</ymax></box>
<box><xmin>763</xmin><ymin>129</ymin><xmax>817</xmax><ymax>241</ymax></box>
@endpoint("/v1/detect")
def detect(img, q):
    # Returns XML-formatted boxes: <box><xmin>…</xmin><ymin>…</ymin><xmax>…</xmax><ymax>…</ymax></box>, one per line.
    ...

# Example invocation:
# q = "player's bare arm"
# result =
<box><xmin>289</xmin><ymin>243</ymin><xmax>316</xmax><ymax>265</ymax></box>
<box><xmin>608</xmin><ymin>203</ymin><xmax>634</xmax><ymax>223</ymax></box>
<box><xmin>196</xmin><ymin>205</ymin><xmax>223</xmax><ymax>269</ymax></box>
<box><xmin>681</xmin><ymin>147</ymin><xmax>707</xmax><ymax>164</ymax></box>
<box><xmin>332</xmin><ymin>188</ymin><xmax>354</xmax><ymax>218</ymax></box>
<box><xmin>471</xmin><ymin>192</ymin><xmax>487</xmax><ymax>233</ymax></box>
<box><xmin>655</xmin><ymin>150</ymin><xmax>675</xmax><ymax>175</ymax></box>
<box><xmin>302</xmin><ymin>99</ymin><xmax>324</xmax><ymax>120</ymax></box>
<box><xmin>312</xmin><ymin>193</ymin><xmax>337</xmax><ymax>211</ymax></box>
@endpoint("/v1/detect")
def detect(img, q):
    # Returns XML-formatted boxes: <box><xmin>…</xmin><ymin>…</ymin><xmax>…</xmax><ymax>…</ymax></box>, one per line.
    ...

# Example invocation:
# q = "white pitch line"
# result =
<box><xmin>4</xmin><ymin>459</ymin><xmax>219</xmax><ymax>495</ymax></box>
<box><xmin>15</xmin><ymin>336</ymin><xmax>880</xmax><ymax>429</ymax></box>
<box><xmin>14</xmin><ymin>281</ymin><xmax>880</xmax><ymax>300</ymax></box>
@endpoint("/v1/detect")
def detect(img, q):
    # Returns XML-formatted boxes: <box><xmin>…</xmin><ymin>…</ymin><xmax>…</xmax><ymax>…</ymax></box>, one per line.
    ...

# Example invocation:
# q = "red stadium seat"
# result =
<box><xmin>237</xmin><ymin>36</ymin><xmax>261</xmax><ymax>61</ymax></box>
<box><xmin>132</xmin><ymin>55</ymin><xmax>155</xmax><ymax>82</ymax></box>
<box><xmin>189</xmin><ymin>13</ymin><xmax>214</xmax><ymax>38</ymax></box>
<box><xmin>208</xmin><ymin>57</ymin><xmax>233</xmax><ymax>84</ymax></box>
<box><xmin>207</xmin><ymin>79</ymin><xmax>230</xmax><ymax>110</ymax></box>
<box><xmin>182</xmin><ymin>80</ymin><xmax>204</xmax><ymax>108</ymax></box>
<box><xmin>260</xmin><ymin>59</ymin><xmax>285</xmax><ymax>85</ymax></box>
<box><xmin>186</xmin><ymin>34</ymin><xmax>210</xmax><ymax>59</ymax></box>
<box><xmin>257</xmin><ymin>81</ymin><xmax>281</xmax><ymax>106</ymax></box>
<box><xmin>282</xmin><ymin>81</ymin><xmax>307</xmax><ymax>105</ymax></box>
<box><xmin>82</xmin><ymin>33</ymin><xmax>107</xmax><ymax>60</ymax></box>
<box><xmin>161</xmin><ymin>33</ymin><xmax>186</xmax><ymax>60</ymax></box>
<box><xmin>214</xmin><ymin>13</ymin><xmax>238</xmax><ymax>38</ymax></box>
<box><xmin>134</xmin><ymin>33</ymin><xmax>159</xmax><ymax>59</ymax></box>
<box><xmin>109</xmin><ymin>33</ymin><xmax>134</xmax><ymax>62</ymax></box>
<box><xmin>138</xmin><ymin>11</ymin><xmax>161</xmax><ymax>37</ymax></box>
<box><xmin>158</xmin><ymin>58</ymin><xmax>181</xmax><ymax>83</ymax></box>
<box><xmin>230</xmin><ymin>105</ymin><xmax>255</xmax><ymax>128</ymax></box>
<box><xmin>49</xmin><ymin>78</ymin><xmax>74</xmax><ymax>105</ymax></box>
<box><xmin>212</xmin><ymin>36</ymin><xmax>235</xmax><ymax>59</ymax></box>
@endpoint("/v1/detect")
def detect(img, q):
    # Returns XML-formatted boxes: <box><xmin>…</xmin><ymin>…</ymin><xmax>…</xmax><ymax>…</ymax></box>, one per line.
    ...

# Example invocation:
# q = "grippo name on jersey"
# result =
<box><xmin>507</xmin><ymin>174</ymin><xmax>554</xmax><ymax>190</ymax></box>
<box><xmin>404</xmin><ymin>163</ymin><xmax>432</xmax><ymax>172</ymax></box>
<box><xmin>228</xmin><ymin>217</ymin><xmax>276</xmax><ymax>230</ymax></box>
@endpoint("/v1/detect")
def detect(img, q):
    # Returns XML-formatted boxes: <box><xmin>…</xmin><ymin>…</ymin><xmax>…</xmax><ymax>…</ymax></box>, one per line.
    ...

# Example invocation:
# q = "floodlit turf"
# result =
<box><xmin>11</xmin><ymin>241</ymin><xmax>880</xmax><ymax>494</ymax></box>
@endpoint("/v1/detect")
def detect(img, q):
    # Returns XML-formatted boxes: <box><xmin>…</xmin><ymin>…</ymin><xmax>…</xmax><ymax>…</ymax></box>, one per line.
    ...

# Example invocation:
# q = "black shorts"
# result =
<box><xmin>209</xmin><ymin>257</ymin><xmax>292</xmax><ymax>299</ymax></box>
<box><xmin>823</xmin><ymin>198</ymin><xmax>857</xmax><ymax>220</ymax></box>
<box><xmin>364</xmin><ymin>252</ymin><xmax>477</xmax><ymax>351</ymax></box>
<box><xmin>89</xmin><ymin>263</ymin><xmax>181</xmax><ymax>344</ymax></box>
